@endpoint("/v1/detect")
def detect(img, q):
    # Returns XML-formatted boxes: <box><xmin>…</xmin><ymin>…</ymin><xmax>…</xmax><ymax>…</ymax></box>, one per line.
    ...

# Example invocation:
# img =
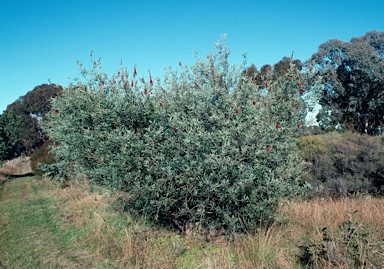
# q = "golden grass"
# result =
<box><xmin>279</xmin><ymin>196</ymin><xmax>384</xmax><ymax>234</ymax></box>
<box><xmin>233</xmin><ymin>225</ymin><xmax>296</xmax><ymax>268</ymax></box>
<box><xmin>0</xmin><ymin>161</ymin><xmax>18</xmax><ymax>176</ymax></box>
<box><xmin>279</xmin><ymin>197</ymin><xmax>384</xmax><ymax>268</ymax></box>
<box><xmin>0</xmin><ymin>156</ymin><xmax>33</xmax><ymax>176</ymax></box>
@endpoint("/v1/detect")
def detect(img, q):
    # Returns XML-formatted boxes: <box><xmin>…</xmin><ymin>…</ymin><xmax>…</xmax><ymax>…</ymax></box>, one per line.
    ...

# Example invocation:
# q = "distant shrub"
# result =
<box><xmin>30</xmin><ymin>140</ymin><xmax>55</xmax><ymax>176</ymax></box>
<box><xmin>300</xmin><ymin>125</ymin><xmax>324</xmax><ymax>136</ymax></box>
<box><xmin>298</xmin><ymin>132</ymin><xmax>384</xmax><ymax>196</ymax></box>
<box><xmin>42</xmin><ymin>36</ymin><xmax>321</xmax><ymax>234</ymax></box>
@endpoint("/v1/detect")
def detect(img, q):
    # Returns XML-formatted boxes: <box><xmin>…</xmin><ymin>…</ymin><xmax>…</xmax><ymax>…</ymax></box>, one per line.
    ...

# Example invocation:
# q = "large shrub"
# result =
<box><xmin>298</xmin><ymin>131</ymin><xmax>384</xmax><ymax>196</ymax></box>
<box><xmin>43</xmin><ymin>37</ymin><xmax>321</xmax><ymax>233</ymax></box>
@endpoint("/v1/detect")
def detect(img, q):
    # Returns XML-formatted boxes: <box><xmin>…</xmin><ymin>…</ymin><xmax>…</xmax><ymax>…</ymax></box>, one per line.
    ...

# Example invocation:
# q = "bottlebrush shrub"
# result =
<box><xmin>42</xmin><ymin>37</ymin><xmax>322</xmax><ymax>233</ymax></box>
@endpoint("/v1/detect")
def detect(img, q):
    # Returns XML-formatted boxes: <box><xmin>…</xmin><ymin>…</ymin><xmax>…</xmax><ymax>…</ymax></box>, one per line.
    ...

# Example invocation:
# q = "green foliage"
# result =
<box><xmin>298</xmin><ymin>135</ymin><xmax>329</xmax><ymax>163</ymax></box>
<box><xmin>299</xmin><ymin>220</ymin><xmax>382</xmax><ymax>268</ymax></box>
<box><xmin>308</xmin><ymin>30</ymin><xmax>384</xmax><ymax>135</ymax></box>
<box><xmin>0</xmin><ymin>114</ymin><xmax>11</xmax><ymax>160</ymax></box>
<box><xmin>43</xmin><ymin>37</ymin><xmax>321</xmax><ymax>233</ymax></box>
<box><xmin>0</xmin><ymin>84</ymin><xmax>62</xmax><ymax>160</ymax></box>
<box><xmin>298</xmin><ymin>132</ymin><xmax>384</xmax><ymax>196</ymax></box>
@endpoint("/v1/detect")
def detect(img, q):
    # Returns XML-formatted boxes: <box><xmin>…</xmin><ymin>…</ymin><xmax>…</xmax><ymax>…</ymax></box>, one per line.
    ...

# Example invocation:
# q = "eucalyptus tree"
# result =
<box><xmin>308</xmin><ymin>30</ymin><xmax>384</xmax><ymax>135</ymax></box>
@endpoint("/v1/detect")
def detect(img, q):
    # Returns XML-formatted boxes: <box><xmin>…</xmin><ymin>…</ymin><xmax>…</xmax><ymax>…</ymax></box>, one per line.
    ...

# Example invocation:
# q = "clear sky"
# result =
<box><xmin>1</xmin><ymin>0</ymin><xmax>383</xmax><ymax>113</ymax></box>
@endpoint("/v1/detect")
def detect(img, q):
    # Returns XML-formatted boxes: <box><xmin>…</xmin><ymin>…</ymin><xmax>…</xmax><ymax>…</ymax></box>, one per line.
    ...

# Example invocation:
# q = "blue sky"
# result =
<box><xmin>1</xmin><ymin>0</ymin><xmax>383</xmax><ymax>113</ymax></box>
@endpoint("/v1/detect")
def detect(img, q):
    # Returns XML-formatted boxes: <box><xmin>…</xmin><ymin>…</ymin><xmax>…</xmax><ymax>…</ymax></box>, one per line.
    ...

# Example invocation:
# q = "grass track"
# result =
<box><xmin>0</xmin><ymin>176</ymin><xmax>111</xmax><ymax>269</ymax></box>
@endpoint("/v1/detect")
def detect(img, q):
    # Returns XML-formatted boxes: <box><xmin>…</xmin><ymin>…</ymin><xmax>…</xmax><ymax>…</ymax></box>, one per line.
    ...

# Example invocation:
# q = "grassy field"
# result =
<box><xmin>0</xmin><ymin>176</ymin><xmax>115</xmax><ymax>268</ymax></box>
<box><xmin>1</xmin><ymin>167</ymin><xmax>384</xmax><ymax>268</ymax></box>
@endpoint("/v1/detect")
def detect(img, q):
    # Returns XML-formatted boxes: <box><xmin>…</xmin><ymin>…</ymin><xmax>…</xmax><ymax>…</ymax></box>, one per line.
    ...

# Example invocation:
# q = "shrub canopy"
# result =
<box><xmin>43</xmin><ymin>37</ymin><xmax>321</xmax><ymax>233</ymax></box>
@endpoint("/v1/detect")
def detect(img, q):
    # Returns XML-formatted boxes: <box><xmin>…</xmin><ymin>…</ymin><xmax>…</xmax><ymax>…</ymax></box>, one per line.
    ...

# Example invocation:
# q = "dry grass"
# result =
<box><xmin>279</xmin><ymin>196</ymin><xmax>384</xmax><ymax>235</ymax></box>
<box><xmin>0</xmin><ymin>156</ymin><xmax>33</xmax><ymax>176</ymax></box>
<box><xmin>279</xmin><ymin>197</ymin><xmax>384</xmax><ymax>268</ymax></box>
<box><xmin>2</xmin><ymin>153</ymin><xmax>382</xmax><ymax>268</ymax></box>
<box><xmin>233</xmin><ymin>224</ymin><xmax>296</xmax><ymax>268</ymax></box>
<box><xmin>0</xmin><ymin>160</ymin><xmax>18</xmax><ymax>176</ymax></box>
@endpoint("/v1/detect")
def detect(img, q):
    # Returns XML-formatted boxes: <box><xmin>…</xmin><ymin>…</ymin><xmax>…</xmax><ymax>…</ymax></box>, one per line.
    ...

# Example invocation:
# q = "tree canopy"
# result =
<box><xmin>308</xmin><ymin>30</ymin><xmax>384</xmax><ymax>135</ymax></box>
<box><xmin>243</xmin><ymin>57</ymin><xmax>303</xmax><ymax>86</ymax></box>
<box><xmin>0</xmin><ymin>84</ymin><xmax>62</xmax><ymax>160</ymax></box>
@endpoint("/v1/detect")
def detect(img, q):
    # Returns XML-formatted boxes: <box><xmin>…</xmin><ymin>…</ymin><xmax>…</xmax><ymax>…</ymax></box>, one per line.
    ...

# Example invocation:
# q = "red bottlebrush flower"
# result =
<box><xmin>275</xmin><ymin>123</ymin><xmax>281</xmax><ymax>129</ymax></box>
<box><xmin>266</xmin><ymin>146</ymin><xmax>272</xmax><ymax>153</ymax></box>
<box><xmin>297</xmin><ymin>122</ymin><xmax>302</xmax><ymax>128</ymax></box>
<box><xmin>118</xmin><ymin>71</ymin><xmax>120</xmax><ymax>76</ymax></box>
<box><xmin>143</xmin><ymin>89</ymin><xmax>147</xmax><ymax>95</ymax></box>
<box><xmin>150</xmin><ymin>77</ymin><xmax>153</xmax><ymax>85</ymax></box>
<box><xmin>297</xmin><ymin>82</ymin><xmax>301</xmax><ymax>87</ymax></box>
<box><xmin>131</xmin><ymin>81</ymin><xmax>134</xmax><ymax>87</ymax></box>
<box><xmin>134</xmin><ymin>67</ymin><xmax>137</xmax><ymax>75</ymax></box>
<box><xmin>121</xmin><ymin>75</ymin><xmax>124</xmax><ymax>79</ymax></box>
<box><xmin>299</xmin><ymin>89</ymin><xmax>304</xmax><ymax>95</ymax></box>
<box><xmin>194</xmin><ymin>83</ymin><xmax>200</xmax><ymax>89</ymax></box>
<box><xmin>235</xmin><ymin>109</ymin><xmax>239</xmax><ymax>114</ymax></box>
<box><xmin>309</xmin><ymin>67</ymin><xmax>312</xmax><ymax>72</ymax></box>
<box><xmin>55</xmin><ymin>109</ymin><xmax>59</xmax><ymax>114</ymax></box>
<box><xmin>179</xmin><ymin>61</ymin><xmax>182</xmax><ymax>66</ymax></box>
<box><xmin>173</xmin><ymin>126</ymin><xmax>177</xmax><ymax>131</ymax></box>
<box><xmin>159</xmin><ymin>102</ymin><xmax>163</xmax><ymax>107</ymax></box>
<box><xmin>141</xmin><ymin>77</ymin><xmax>145</xmax><ymax>83</ymax></box>
<box><xmin>252</xmin><ymin>100</ymin><xmax>257</xmax><ymax>105</ymax></box>
<box><xmin>265</xmin><ymin>82</ymin><xmax>269</xmax><ymax>88</ymax></box>
<box><xmin>124</xmin><ymin>82</ymin><xmax>128</xmax><ymax>88</ymax></box>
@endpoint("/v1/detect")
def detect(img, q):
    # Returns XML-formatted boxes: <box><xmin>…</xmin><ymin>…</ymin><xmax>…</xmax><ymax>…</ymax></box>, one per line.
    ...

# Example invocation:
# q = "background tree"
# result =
<box><xmin>308</xmin><ymin>30</ymin><xmax>384</xmax><ymax>135</ymax></box>
<box><xmin>0</xmin><ymin>84</ymin><xmax>62</xmax><ymax>160</ymax></box>
<box><xmin>273</xmin><ymin>57</ymin><xmax>303</xmax><ymax>77</ymax></box>
<box><xmin>243</xmin><ymin>57</ymin><xmax>302</xmax><ymax>86</ymax></box>
<box><xmin>0</xmin><ymin>114</ymin><xmax>10</xmax><ymax>160</ymax></box>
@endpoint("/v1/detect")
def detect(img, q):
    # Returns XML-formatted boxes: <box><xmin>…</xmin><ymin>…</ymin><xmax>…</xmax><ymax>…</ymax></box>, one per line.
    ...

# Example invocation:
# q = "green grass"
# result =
<box><xmin>0</xmin><ymin>176</ymin><xmax>113</xmax><ymax>269</ymax></box>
